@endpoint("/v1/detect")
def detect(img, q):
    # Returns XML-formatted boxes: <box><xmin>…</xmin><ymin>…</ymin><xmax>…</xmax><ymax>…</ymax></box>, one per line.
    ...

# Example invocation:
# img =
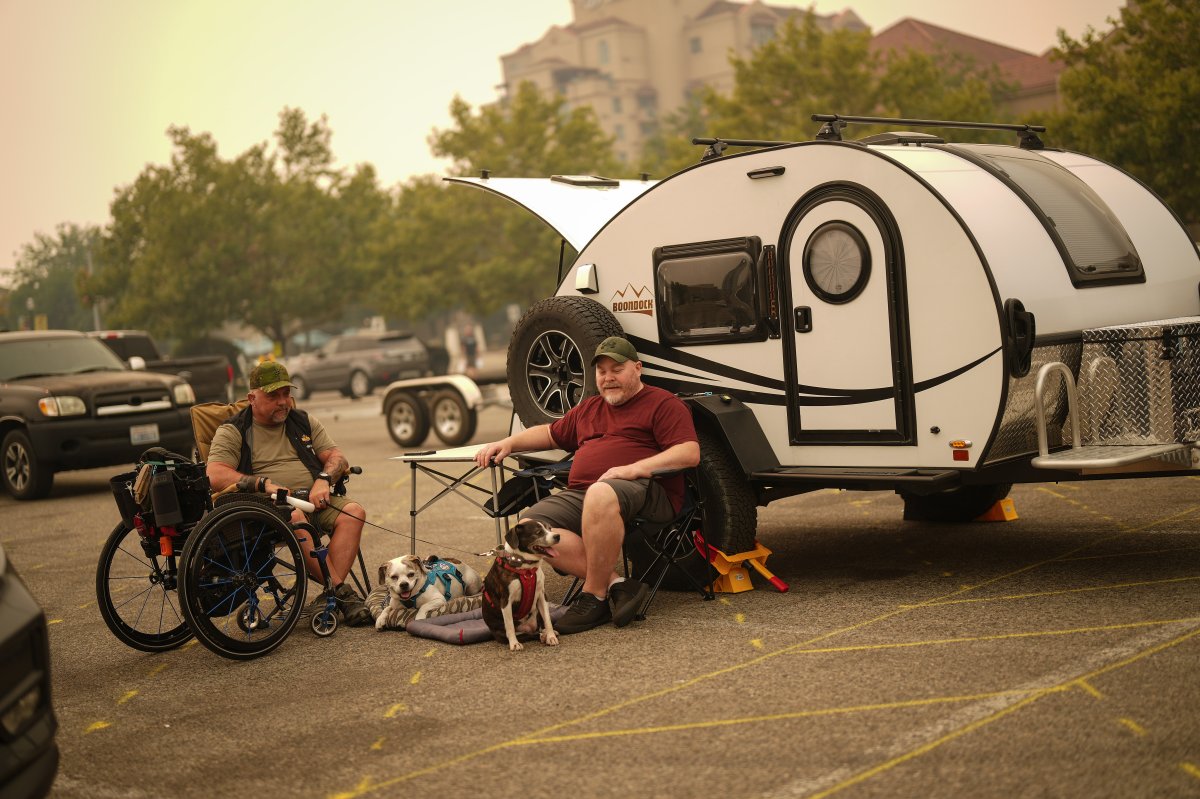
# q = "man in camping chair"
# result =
<box><xmin>206</xmin><ymin>361</ymin><xmax>371</xmax><ymax>626</ymax></box>
<box><xmin>474</xmin><ymin>337</ymin><xmax>700</xmax><ymax>634</ymax></box>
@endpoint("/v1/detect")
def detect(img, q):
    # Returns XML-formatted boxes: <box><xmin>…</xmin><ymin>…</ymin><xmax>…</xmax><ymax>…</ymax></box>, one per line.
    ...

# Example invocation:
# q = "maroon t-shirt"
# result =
<box><xmin>549</xmin><ymin>384</ymin><xmax>697</xmax><ymax>510</ymax></box>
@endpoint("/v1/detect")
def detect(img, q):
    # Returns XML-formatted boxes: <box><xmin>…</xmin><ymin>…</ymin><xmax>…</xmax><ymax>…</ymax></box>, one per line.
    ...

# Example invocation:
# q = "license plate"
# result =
<box><xmin>130</xmin><ymin>423</ymin><xmax>160</xmax><ymax>445</ymax></box>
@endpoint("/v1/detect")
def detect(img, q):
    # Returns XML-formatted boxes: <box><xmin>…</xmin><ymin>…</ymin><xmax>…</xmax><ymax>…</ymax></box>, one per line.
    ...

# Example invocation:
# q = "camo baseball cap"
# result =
<box><xmin>591</xmin><ymin>336</ymin><xmax>639</xmax><ymax>365</ymax></box>
<box><xmin>249</xmin><ymin>361</ymin><xmax>297</xmax><ymax>393</ymax></box>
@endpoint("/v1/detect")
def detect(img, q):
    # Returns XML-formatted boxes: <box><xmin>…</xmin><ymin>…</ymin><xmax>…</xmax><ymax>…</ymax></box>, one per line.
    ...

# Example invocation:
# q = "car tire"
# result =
<box><xmin>507</xmin><ymin>296</ymin><xmax>624</xmax><ymax>428</ymax></box>
<box><xmin>348</xmin><ymin>370</ymin><xmax>371</xmax><ymax>399</ymax></box>
<box><xmin>430</xmin><ymin>390</ymin><xmax>477</xmax><ymax>447</ymax></box>
<box><xmin>627</xmin><ymin>430</ymin><xmax>758</xmax><ymax>591</ymax></box>
<box><xmin>291</xmin><ymin>375</ymin><xmax>309</xmax><ymax>401</ymax></box>
<box><xmin>901</xmin><ymin>483</ymin><xmax>1013</xmax><ymax>522</ymax></box>
<box><xmin>384</xmin><ymin>390</ymin><xmax>430</xmax><ymax>448</ymax></box>
<box><xmin>1</xmin><ymin>428</ymin><xmax>54</xmax><ymax>500</ymax></box>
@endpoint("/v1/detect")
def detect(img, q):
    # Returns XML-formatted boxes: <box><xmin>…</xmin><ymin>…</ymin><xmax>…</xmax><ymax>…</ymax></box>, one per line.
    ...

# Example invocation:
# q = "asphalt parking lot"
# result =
<box><xmin>4</xmin><ymin>393</ymin><xmax>1199</xmax><ymax>798</ymax></box>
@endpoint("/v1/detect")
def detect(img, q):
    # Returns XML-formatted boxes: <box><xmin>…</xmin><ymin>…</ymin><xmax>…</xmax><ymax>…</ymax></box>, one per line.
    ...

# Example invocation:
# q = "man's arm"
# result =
<box><xmin>317</xmin><ymin>447</ymin><xmax>350</xmax><ymax>482</ymax></box>
<box><xmin>472</xmin><ymin>424</ymin><xmax>557</xmax><ymax>468</ymax></box>
<box><xmin>597</xmin><ymin>440</ymin><xmax>701</xmax><ymax>483</ymax></box>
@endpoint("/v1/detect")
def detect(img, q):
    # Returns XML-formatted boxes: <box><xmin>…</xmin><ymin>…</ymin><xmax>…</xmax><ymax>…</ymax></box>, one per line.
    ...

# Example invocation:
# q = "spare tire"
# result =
<box><xmin>507</xmin><ymin>296</ymin><xmax>624</xmax><ymax>428</ymax></box>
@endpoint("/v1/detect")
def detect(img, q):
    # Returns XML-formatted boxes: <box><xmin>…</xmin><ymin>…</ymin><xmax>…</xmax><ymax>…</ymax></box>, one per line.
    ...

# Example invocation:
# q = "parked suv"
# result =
<box><xmin>0</xmin><ymin>330</ymin><xmax>196</xmax><ymax>500</ymax></box>
<box><xmin>286</xmin><ymin>331</ymin><xmax>430</xmax><ymax>399</ymax></box>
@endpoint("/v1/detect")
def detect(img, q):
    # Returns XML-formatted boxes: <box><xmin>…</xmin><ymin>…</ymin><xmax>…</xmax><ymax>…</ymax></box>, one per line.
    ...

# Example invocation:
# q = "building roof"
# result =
<box><xmin>871</xmin><ymin>18</ymin><xmax>1062</xmax><ymax>92</ymax></box>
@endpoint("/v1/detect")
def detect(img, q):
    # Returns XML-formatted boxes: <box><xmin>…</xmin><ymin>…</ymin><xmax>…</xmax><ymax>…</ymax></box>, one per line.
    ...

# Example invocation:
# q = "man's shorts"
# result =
<box><xmin>304</xmin><ymin>495</ymin><xmax>354</xmax><ymax>538</ymax></box>
<box><xmin>521</xmin><ymin>478</ymin><xmax>674</xmax><ymax>533</ymax></box>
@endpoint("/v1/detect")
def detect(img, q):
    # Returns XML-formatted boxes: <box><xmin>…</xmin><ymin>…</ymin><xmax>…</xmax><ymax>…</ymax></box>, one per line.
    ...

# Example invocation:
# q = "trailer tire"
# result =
<box><xmin>628</xmin><ymin>430</ymin><xmax>758</xmax><ymax>591</ymax></box>
<box><xmin>508</xmin><ymin>296</ymin><xmax>624</xmax><ymax>428</ymax></box>
<box><xmin>430</xmin><ymin>390</ymin><xmax>477</xmax><ymax>447</ymax></box>
<box><xmin>384</xmin><ymin>391</ymin><xmax>430</xmax><ymax>449</ymax></box>
<box><xmin>901</xmin><ymin>483</ymin><xmax>1013</xmax><ymax>523</ymax></box>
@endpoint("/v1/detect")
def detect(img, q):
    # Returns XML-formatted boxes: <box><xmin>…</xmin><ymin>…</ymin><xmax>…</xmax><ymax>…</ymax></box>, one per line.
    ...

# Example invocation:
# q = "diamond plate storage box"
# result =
<box><xmin>1078</xmin><ymin>317</ymin><xmax>1200</xmax><ymax>445</ymax></box>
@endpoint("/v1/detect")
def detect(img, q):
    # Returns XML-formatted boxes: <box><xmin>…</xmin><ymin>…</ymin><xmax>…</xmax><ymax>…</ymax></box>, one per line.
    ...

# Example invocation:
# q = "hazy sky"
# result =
<box><xmin>0</xmin><ymin>0</ymin><xmax>1125</xmax><ymax>281</ymax></box>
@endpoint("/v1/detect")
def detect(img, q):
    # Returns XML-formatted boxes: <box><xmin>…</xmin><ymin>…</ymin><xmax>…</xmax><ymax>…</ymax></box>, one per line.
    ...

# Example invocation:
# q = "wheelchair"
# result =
<box><xmin>96</xmin><ymin>449</ymin><xmax>371</xmax><ymax>660</ymax></box>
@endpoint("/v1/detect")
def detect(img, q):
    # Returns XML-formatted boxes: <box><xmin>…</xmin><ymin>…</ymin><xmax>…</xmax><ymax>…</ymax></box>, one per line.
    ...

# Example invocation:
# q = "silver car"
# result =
<box><xmin>287</xmin><ymin>331</ymin><xmax>430</xmax><ymax>399</ymax></box>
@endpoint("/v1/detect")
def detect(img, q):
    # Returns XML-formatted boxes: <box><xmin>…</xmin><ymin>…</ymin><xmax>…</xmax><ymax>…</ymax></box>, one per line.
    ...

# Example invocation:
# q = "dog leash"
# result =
<box><xmin>319</xmin><ymin>501</ymin><xmax>491</xmax><ymax>561</ymax></box>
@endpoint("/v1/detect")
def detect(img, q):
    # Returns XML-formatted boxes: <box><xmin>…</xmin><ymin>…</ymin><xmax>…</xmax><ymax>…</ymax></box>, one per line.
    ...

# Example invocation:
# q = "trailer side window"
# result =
<box><xmin>653</xmin><ymin>236</ymin><xmax>765</xmax><ymax>345</ymax></box>
<box><xmin>948</xmin><ymin>144</ymin><xmax>1144</xmax><ymax>288</ymax></box>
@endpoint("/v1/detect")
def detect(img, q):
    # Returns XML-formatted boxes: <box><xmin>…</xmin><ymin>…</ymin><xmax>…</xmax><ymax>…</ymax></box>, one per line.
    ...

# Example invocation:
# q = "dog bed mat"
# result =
<box><xmin>406</xmin><ymin>604</ymin><xmax>568</xmax><ymax>645</ymax></box>
<box><xmin>365</xmin><ymin>584</ymin><xmax>484</xmax><ymax>630</ymax></box>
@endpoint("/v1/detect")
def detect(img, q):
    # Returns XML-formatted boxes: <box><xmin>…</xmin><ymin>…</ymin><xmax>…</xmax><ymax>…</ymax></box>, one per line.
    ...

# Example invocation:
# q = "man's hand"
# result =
<box><xmin>310</xmin><ymin>478</ymin><xmax>332</xmax><ymax>509</ymax></box>
<box><xmin>474</xmin><ymin>439</ymin><xmax>513</xmax><ymax>468</ymax></box>
<box><xmin>599</xmin><ymin>463</ymin><xmax>649</xmax><ymax>482</ymax></box>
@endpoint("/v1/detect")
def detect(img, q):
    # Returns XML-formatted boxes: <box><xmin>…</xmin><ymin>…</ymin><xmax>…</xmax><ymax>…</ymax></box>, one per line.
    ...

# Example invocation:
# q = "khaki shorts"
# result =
<box><xmin>305</xmin><ymin>494</ymin><xmax>354</xmax><ymax>537</ymax></box>
<box><xmin>521</xmin><ymin>478</ymin><xmax>674</xmax><ymax>533</ymax></box>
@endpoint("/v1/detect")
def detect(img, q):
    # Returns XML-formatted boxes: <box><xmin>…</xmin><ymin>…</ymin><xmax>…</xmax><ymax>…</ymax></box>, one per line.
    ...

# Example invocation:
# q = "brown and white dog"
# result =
<box><xmin>376</xmin><ymin>554</ymin><xmax>483</xmax><ymax>629</ymax></box>
<box><xmin>481</xmin><ymin>520</ymin><xmax>560</xmax><ymax>651</ymax></box>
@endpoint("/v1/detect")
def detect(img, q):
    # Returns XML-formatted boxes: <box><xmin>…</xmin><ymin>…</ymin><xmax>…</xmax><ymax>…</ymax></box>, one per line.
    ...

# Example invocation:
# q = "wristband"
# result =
<box><xmin>257</xmin><ymin>476</ymin><xmax>267</xmax><ymax>493</ymax></box>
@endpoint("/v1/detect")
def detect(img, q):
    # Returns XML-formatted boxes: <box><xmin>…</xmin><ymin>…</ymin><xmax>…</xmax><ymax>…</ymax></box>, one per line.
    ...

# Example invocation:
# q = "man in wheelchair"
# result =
<box><xmin>206</xmin><ymin>361</ymin><xmax>371</xmax><ymax>626</ymax></box>
<box><xmin>474</xmin><ymin>337</ymin><xmax>700</xmax><ymax>634</ymax></box>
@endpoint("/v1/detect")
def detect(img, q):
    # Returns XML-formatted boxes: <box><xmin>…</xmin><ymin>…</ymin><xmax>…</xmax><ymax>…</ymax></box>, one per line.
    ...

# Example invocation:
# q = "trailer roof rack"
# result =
<box><xmin>812</xmin><ymin>114</ymin><xmax>1047</xmax><ymax>150</ymax></box>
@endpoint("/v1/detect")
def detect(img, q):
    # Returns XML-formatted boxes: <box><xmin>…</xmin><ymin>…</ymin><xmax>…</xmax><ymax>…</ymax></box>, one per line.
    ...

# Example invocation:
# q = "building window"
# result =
<box><xmin>637</xmin><ymin>93</ymin><xmax>656</xmax><ymax>113</ymax></box>
<box><xmin>751</xmin><ymin>22</ymin><xmax>775</xmax><ymax>47</ymax></box>
<box><xmin>614</xmin><ymin>124</ymin><xmax>624</xmax><ymax>140</ymax></box>
<box><xmin>597</xmin><ymin>40</ymin><xmax>610</xmax><ymax>65</ymax></box>
<box><xmin>690</xmin><ymin>36</ymin><xmax>702</xmax><ymax>54</ymax></box>
<box><xmin>612</xmin><ymin>96</ymin><xmax>622</xmax><ymax>113</ymax></box>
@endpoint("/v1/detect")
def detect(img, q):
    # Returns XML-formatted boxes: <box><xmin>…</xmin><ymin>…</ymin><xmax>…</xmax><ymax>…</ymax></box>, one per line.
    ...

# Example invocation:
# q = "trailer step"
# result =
<box><xmin>1031</xmin><ymin>443</ymin><xmax>1192</xmax><ymax>471</ymax></box>
<box><xmin>751</xmin><ymin>467</ymin><xmax>960</xmax><ymax>490</ymax></box>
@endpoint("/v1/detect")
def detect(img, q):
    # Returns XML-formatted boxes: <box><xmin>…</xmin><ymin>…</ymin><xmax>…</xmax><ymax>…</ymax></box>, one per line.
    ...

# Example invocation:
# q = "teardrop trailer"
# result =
<box><xmin>446</xmin><ymin>114</ymin><xmax>1200</xmax><ymax>559</ymax></box>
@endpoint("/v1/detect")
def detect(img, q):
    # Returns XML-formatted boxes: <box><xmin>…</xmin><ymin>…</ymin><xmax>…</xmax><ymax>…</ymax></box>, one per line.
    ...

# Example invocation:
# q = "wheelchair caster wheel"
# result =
<box><xmin>311</xmin><ymin>609</ymin><xmax>338</xmax><ymax>637</ymax></box>
<box><xmin>237</xmin><ymin>606</ymin><xmax>269</xmax><ymax>633</ymax></box>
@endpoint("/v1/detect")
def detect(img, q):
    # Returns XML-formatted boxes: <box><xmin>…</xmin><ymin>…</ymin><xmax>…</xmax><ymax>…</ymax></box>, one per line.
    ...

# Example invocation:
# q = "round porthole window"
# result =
<box><xmin>802</xmin><ymin>221</ymin><xmax>871</xmax><ymax>304</ymax></box>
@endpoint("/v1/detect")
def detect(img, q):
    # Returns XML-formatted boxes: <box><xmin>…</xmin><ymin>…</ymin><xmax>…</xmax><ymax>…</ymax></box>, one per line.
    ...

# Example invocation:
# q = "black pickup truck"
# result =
<box><xmin>88</xmin><ymin>330</ymin><xmax>234</xmax><ymax>403</ymax></box>
<box><xmin>0</xmin><ymin>330</ymin><xmax>196</xmax><ymax>500</ymax></box>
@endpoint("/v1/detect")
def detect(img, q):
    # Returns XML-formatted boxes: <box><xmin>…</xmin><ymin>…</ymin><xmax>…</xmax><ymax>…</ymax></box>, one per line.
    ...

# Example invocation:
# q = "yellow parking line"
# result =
<box><xmin>906</xmin><ymin>575</ymin><xmax>1200</xmax><ymax>608</ymax></box>
<box><xmin>1117</xmin><ymin>718</ymin><xmax>1147</xmax><ymax>736</ymax></box>
<box><xmin>1180</xmin><ymin>762</ymin><xmax>1200</xmax><ymax>780</ymax></box>
<box><xmin>786</xmin><ymin>617</ymin><xmax>1200</xmax><ymax>656</ymax></box>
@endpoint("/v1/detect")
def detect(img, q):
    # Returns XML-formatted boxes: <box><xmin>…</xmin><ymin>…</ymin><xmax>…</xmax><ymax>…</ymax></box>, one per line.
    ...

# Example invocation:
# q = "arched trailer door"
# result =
<box><xmin>780</xmin><ymin>182</ymin><xmax>915</xmax><ymax>445</ymax></box>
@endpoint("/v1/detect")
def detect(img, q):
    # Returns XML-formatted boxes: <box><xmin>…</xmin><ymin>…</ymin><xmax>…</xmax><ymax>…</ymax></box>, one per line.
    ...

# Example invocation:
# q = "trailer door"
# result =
<box><xmin>780</xmin><ymin>183</ymin><xmax>914</xmax><ymax>444</ymax></box>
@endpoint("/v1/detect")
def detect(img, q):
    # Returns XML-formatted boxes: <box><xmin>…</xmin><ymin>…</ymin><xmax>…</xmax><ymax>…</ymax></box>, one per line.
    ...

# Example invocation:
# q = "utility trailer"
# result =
<box><xmin>449</xmin><ymin>114</ymin><xmax>1200</xmax><ymax>556</ymax></box>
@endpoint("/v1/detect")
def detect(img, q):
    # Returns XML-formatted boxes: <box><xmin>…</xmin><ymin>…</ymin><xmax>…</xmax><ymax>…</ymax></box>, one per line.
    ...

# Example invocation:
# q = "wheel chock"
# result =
<box><xmin>703</xmin><ymin>540</ymin><xmax>790</xmax><ymax>593</ymax></box>
<box><xmin>975</xmin><ymin>497</ymin><xmax>1018</xmax><ymax>522</ymax></box>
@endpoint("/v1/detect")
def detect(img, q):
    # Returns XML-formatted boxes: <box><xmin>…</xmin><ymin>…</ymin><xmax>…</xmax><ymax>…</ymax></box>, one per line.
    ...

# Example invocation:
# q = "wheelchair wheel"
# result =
<box><xmin>311</xmin><ymin>608</ymin><xmax>338</xmax><ymax>637</ymax></box>
<box><xmin>179</xmin><ymin>502</ymin><xmax>307</xmax><ymax>660</ymax></box>
<box><xmin>96</xmin><ymin>523</ymin><xmax>192</xmax><ymax>652</ymax></box>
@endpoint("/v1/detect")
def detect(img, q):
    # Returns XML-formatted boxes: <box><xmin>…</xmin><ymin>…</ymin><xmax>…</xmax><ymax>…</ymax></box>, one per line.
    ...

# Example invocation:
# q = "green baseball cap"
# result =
<box><xmin>249</xmin><ymin>361</ymin><xmax>297</xmax><ymax>393</ymax></box>
<box><xmin>591</xmin><ymin>336</ymin><xmax>639</xmax><ymax>365</ymax></box>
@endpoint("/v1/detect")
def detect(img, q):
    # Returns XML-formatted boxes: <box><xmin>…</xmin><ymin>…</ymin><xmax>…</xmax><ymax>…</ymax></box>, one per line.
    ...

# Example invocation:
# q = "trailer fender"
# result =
<box><xmin>684</xmin><ymin>394</ymin><xmax>779</xmax><ymax>477</ymax></box>
<box><xmin>380</xmin><ymin>374</ymin><xmax>485</xmax><ymax>411</ymax></box>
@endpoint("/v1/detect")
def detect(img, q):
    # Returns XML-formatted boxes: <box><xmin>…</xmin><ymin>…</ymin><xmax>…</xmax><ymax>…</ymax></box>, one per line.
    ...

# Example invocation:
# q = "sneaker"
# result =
<box><xmin>608</xmin><ymin>579</ymin><xmax>649</xmax><ymax>628</ymax></box>
<box><xmin>334</xmin><ymin>583</ymin><xmax>372</xmax><ymax>627</ymax></box>
<box><xmin>299</xmin><ymin>589</ymin><xmax>336</xmax><ymax>620</ymax></box>
<box><xmin>555</xmin><ymin>591</ymin><xmax>612</xmax><ymax>634</ymax></box>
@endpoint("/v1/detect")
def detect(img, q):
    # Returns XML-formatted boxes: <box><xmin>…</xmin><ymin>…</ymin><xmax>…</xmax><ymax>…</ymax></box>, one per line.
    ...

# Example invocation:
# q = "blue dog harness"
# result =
<box><xmin>404</xmin><ymin>559</ymin><xmax>466</xmax><ymax>607</ymax></box>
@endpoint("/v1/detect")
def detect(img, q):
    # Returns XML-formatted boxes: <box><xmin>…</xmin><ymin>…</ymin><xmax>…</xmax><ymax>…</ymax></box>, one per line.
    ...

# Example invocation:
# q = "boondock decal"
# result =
<box><xmin>612</xmin><ymin>284</ymin><xmax>654</xmax><ymax>316</ymax></box>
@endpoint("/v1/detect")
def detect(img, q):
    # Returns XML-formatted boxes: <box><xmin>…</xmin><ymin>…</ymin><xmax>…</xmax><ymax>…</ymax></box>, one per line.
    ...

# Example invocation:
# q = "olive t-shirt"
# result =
<box><xmin>208</xmin><ymin>414</ymin><xmax>336</xmax><ymax>491</ymax></box>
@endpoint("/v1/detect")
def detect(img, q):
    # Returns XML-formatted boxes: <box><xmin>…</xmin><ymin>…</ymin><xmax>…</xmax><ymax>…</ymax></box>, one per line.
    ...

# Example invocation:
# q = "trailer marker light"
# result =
<box><xmin>949</xmin><ymin>440</ymin><xmax>972</xmax><ymax>449</ymax></box>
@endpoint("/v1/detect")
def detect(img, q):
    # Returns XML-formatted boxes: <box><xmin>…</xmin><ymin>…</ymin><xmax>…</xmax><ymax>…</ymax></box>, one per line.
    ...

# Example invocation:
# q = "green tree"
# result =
<box><xmin>1049</xmin><ymin>0</ymin><xmax>1199</xmax><ymax>229</ymax></box>
<box><xmin>369</xmin><ymin>83</ymin><xmax>619</xmax><ymax>321</ymax></box>
<box><xmin>7</xmin><ymin>223</ymin><xmax>101</xmax><ymax>331</ymax></box>
<box><xmin>90</xmin><ymin>109</ymin><xmax>388</xmax><ymax>349</ymax></box>
<box><xmin>640</xmin><ymin>13</ymin><xmax>1018</xmax><ymax>176</ymax></box>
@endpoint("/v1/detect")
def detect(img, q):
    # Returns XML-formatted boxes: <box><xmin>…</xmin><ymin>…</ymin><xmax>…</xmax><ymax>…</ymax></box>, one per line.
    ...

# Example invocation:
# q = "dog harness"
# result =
<box><xmin>482</xmin><ymin>557</ymin><xmax>539</xmax><ymax>620</ymax></box>
<box><xmin>402</xmin><ymin>559</ymin><xmax>467</xmax><ymax>607</ymax></box>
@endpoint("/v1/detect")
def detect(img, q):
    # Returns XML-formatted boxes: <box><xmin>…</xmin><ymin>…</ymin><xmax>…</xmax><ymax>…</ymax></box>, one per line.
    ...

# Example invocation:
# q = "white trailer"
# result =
<box><xmin>450</xmin><ymin>116</ymin><xmax>1200</xmax><ymax>556</ymax></box>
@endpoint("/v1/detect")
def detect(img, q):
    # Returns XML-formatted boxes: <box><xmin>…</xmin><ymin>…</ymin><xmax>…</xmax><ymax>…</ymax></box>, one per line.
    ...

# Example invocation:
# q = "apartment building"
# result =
<box><xmin>500</xmin><ymin>0</ymin><xmax>867</xmax><ymax>162</ymax></box>
<box><xmin>500</xmin><ymin>1</ymin><xmax>1062</xmax><ymax>163</ymax></box>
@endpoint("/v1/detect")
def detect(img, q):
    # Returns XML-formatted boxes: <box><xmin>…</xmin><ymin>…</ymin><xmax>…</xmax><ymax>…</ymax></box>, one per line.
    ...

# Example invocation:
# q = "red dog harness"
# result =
<box><xmin>483</xmin><ymin>557</ymin><xmax>539</xmax><ymax>620</ymax></box>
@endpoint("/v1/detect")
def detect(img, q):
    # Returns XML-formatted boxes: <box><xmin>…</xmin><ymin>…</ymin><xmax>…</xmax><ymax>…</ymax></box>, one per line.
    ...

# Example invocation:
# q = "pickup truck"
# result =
<box><xmin>0</xmin><ymin>330</ymin><xmax>196</xmax><ymax>500</ymax></box>
<box><xmin>89</xmin><ymin>330</ymin><xmax>234</xmax><ymax>403</ymax></box>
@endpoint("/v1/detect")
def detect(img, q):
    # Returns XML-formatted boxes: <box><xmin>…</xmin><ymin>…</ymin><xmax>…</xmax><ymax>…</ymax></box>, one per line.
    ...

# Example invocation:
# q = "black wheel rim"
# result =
<box><xmin>526</xmin><ymin>329</ymin><xmax>585</xmax><ymax>418</ymax></box>
<box><xmin>98</xmin><ymin>525</ymin><xmax>191</xmax><ymax>650</ymax></box>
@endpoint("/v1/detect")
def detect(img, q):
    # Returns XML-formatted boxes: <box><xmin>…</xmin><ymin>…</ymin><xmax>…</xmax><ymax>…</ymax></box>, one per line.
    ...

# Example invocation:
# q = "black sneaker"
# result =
<box><xmin>608</xmin><ymin>579</ymin><xmax>649</xmax><ymax>627</ymax></box>
<box><xmin>555</xmin><ymin>591</ymin><xmax>612</xmax><ymax>634</ymax></box>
